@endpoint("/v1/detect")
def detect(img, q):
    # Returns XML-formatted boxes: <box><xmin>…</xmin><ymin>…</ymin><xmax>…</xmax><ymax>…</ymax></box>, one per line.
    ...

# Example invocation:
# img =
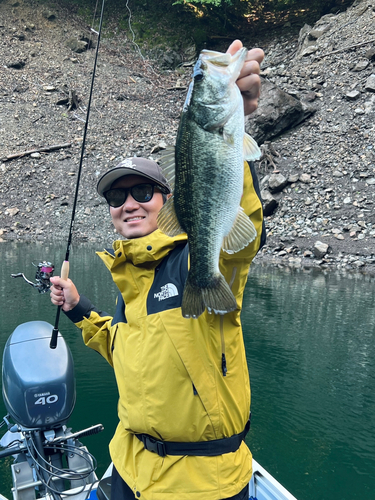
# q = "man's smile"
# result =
<box><xmin>125</xmin><ymin>216</ymin><xmax>145</xmax><ymax>222</ymax></box>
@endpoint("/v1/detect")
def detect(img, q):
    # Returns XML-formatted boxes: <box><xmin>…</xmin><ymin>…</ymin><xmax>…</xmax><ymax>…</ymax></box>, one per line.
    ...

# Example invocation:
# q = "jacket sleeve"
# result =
<box><xmin>64</xmin><ymin>295</ymin><xmax>114</xmax><ymax>366</ymax></box>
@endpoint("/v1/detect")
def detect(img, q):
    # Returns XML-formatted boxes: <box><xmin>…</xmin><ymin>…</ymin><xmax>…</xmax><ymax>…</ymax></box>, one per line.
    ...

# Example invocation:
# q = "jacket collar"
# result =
<box><xmin>97</xmin><ymin>230</ymin><xmax>187</xmax><ymax>270</ymax></box>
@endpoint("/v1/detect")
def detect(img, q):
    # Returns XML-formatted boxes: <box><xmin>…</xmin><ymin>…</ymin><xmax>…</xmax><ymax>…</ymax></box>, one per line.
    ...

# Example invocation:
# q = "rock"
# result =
<box><xmin>7</xmin><ymin>60</ymin><xmax>25</xmax><ymax>69</ymax></box>
<box><xmin>261</xmin><ymin>189</ymin><xmax>279</xmax><ymax>216</ymax></box>
<box><xmin>150</xmin><ymin>141</ymin><xmax>167</xmax><ymax>154</ymax></box>
<box><xmin>7</xmin><ymin>208</ymin><xmax>19</xmax><ymax>216</ymax></box>
<box><xmin>353</xmin><ymin>260</ymin><xmax>365</xmax><ymax>267</ymax></box>
<box><xmin>352</xmin><ymin>60</ymin><xmax>369</xmax><ymax>72</ymax></box>
<box><xmin>301</xmin><ymin>46</ymin><xmax>318</xmax><ymax>56</ymax></box>
<box><xmin>365</xmin><ymin>75</ymin><xmax>375</xmax><ymax>92</ymax></box>
<box><xmin>346</xmin><ymin>90</ymin><xmax>360</xmax><ymax>100</ymax></box>
<box><xmin>66</xmin><ymin>37</ymin><xmax>88</xmax><ymax>53</ymax></box>
<box><xmin>309</xmin><ymin>26</ymin><xmax>330</xmax><ymax>39</ymax></box>
<box><xmin>313</xmin><ymin>241</ymin><xmax>330</xmax><ymax>258</ymax></box>
<box><xmin>160</xmin><ymin>50</ymin><xmax>182</xmax><ymax>69</ymax></box>
<box><xmin>42</xmin><ymin>10</ymin><xmax>56</xmax><ymax>20</ymax></box>
<box><xmin>304</xmin><ymin>250</ymin><xmax>313</xmax><ymax>258</ymax></box>
<box><xmin>246</xmin><ymin>78</ymin><xmax>315</xmax><ymax>144</ymax></box>
<box><xmin>299</xmin><ymin>173</ymin><xmax>311</xmax><ymax>183</ymax></box>
<box><xmin>332</xmin><ymin>170</ymin><xmax>343</xmax><ymax>177</ymax></box>
<box><xmin>268</xmin><ymin>173</ymin><xmax>288</xmax><ymax>193</ymax></box>
<box><xmin>365</xmin><ymin>48</ymin><xmax>375</xmax><ymax>61</ymax></box>
<box><xmin>288</xmin><ymin>173</ymin><xmax>299</xmax><ymax>183</ymax></box>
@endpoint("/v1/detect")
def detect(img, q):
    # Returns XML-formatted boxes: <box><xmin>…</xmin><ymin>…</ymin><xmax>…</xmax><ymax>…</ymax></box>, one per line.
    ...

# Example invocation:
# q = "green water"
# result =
<box><xmin>0</xmin><ymin>242</ymin><xmax>374</xmax><ymax>499</ymax></box>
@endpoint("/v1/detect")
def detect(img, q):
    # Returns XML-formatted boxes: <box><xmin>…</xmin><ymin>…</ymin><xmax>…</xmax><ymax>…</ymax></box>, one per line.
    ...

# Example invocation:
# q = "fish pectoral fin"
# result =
<box><xmin>157</xmin><ymin>195</ymin><xmax>184</xmax><ymax>237</ymax></box>
<box><xmin>222</xmin><ymin>128</ymin><xmax>235</xmax><ymax>146</ymax></box>
<box><xmin>243</xmin><ymin>133</ymin><xmax>261</xmax><ymax>161</ymax></box>
<box><xmin>222</xmin><ymin>207</ymin><xmax>257</xmax><ymax>254</ymax></box>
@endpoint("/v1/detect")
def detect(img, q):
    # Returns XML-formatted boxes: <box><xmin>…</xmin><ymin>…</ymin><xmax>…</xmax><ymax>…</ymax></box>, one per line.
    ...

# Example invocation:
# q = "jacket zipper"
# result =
<box><xmin>220</xmin><ymin>267</ymin><xmax>237</xmax><ymax>376</ymax></box>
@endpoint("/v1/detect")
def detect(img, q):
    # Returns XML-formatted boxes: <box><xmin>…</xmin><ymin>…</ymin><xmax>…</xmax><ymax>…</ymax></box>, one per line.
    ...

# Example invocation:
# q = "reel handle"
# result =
<box><xmin>50</xmin><ymin>261</ymin><xmax>70</xmax><ymax>349</ymax></box>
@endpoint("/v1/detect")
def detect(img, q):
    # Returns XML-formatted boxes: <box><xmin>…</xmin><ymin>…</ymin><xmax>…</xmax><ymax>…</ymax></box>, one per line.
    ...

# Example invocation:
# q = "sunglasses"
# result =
<box><xmin>104</xmin><ymin>183</ymin><xmax>166</xmax><ymax>208</ymax></box>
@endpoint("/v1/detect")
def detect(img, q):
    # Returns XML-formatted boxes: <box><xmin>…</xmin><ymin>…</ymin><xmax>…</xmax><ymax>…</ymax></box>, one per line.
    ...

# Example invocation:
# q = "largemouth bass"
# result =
<box><xmin>157</xmin><ymin>47</ymin><xmax>261</xmax><ymax>318</ymax></box>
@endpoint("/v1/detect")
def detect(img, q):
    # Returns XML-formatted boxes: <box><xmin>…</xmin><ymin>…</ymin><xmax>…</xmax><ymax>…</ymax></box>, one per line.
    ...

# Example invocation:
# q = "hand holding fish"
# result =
<box><xmin>227</xmin><ymin>40</ymin><xmax>264</xmax><ymax>116</ymax></box>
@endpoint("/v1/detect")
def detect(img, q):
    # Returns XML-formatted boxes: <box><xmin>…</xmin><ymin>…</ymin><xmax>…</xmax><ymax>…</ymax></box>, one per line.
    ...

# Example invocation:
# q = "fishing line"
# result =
<box><xmin>50</xmin><ymin>0</ymin><xmax>106</xmax><ymax>349</ymax></box>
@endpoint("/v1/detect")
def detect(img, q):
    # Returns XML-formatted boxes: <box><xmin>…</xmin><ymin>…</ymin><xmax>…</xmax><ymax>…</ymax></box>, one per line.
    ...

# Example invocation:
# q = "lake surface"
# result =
<box><xmin>0</xmin><ymin>242</ymin><xmax>374</xmax><ymax>499</ymax></box>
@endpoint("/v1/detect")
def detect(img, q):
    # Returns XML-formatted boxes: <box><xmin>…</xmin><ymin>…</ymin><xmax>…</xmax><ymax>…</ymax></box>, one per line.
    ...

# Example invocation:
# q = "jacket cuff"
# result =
<box><xmin>64</xmin><ymin>295</ymin><xmax>94</xmax><ymax>323</ymax></box>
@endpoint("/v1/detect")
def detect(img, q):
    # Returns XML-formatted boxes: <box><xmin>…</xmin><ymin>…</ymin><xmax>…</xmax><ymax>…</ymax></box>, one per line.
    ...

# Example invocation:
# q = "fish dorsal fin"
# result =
<box><xmin>158</xmin><ymin>145</ymin><xmax>176</xmax><ymax>191</ymax></box>
<box><xmin>157</xmin><ymin>195</ymin><xmax>184</xmax><ymax>237</ymax></box>
<box><xmin>243</xmin><ymin>133</ymin><xmax>261</xmax><ymax>161</ymax></box>
<box><xmin>222</xmin><ymin>207</ymin><xmax>257</xmax><ymax>254</ymax></box>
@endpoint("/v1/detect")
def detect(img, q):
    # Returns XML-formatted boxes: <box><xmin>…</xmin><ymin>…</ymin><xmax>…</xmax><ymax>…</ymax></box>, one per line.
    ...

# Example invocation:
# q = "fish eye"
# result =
<box><xmin>194</xmin><ymin>70</ymin><xmax>204</xmax><ymax>82</ymax></box>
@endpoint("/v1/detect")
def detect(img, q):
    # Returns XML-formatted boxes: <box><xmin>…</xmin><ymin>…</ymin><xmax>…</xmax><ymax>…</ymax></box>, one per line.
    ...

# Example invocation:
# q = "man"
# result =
<box><xmin>50</xmin><ymin>40</ymin><xmax>265</xmax><ymax>500</ymax></box>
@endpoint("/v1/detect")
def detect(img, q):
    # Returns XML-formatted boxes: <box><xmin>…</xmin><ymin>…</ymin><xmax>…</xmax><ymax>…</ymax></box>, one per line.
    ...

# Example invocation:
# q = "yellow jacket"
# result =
<box><xmin>70</xmin><ymin>163</ymin><xmax>264</xmax><ymax>500</ymax></box>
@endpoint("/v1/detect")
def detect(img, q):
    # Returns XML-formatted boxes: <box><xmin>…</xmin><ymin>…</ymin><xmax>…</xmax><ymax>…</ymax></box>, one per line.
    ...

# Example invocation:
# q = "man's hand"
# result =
<box><xmin>50</xmin><ymin>276</ymin><xmax>80</xmax><ymax>312</ymax></box>
<box><xmin>227</xmin><ymin>39</ymin><xmax>264</xmax><ymax>116</ymax></box>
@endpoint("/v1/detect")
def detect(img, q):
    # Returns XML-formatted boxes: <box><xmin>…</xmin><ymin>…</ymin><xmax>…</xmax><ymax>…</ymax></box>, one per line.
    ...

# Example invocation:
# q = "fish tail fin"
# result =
<box><xmin>182</xmin><ymin>274</ymin><xmax>237</xmax><ymax>319</ymax></box>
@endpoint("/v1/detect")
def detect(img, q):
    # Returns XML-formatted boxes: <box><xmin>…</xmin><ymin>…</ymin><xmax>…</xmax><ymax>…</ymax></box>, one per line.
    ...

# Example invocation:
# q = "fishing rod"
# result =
<box><xmin>50</xmin><ymin>0</ymin><xmax>106</xmax><ymax>349</ymax></box>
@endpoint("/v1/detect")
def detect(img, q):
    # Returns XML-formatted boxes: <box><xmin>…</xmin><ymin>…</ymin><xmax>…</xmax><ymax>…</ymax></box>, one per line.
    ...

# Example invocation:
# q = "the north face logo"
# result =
<box><xmin>154</xmin><ymin>283</ymin><xmax>179</xmax><ymax>301</ymax></box>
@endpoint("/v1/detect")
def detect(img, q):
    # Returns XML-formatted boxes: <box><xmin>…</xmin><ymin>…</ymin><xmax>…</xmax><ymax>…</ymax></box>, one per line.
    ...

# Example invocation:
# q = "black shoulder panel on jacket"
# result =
<box><xmin>105</xmin><ymin>247</ymin><xmax>115</xmax><ymax>256</ymax></box>
<box><xmin>111</xmin><ymin>292</ymin><xmax>127</xmax><ymax>325</ymax></box>
<box><xmin>147</xmin><ymin>242</ymin><xmax>189</xmax><ymax>315</ymax></box>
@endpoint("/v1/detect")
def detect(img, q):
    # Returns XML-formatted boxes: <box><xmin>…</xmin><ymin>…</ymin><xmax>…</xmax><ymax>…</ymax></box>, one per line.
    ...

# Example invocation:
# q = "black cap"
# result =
<box><xmin>97</xmin><ymin>157</ymin><xmax>171</xmax><ymax>197</ymax></box>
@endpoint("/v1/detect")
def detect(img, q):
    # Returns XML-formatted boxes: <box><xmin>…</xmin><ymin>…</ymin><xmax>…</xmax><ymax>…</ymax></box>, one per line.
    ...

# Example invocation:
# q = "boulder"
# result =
<box><xmin>246</xmin><ymin>78</ymin><xmax>315</xmax><ymax>144</ymax></box>
<box><xmin>313</xmin><ymin>241</ymin><xmax>330</xmax><ymax>258</ymax></box>
<box><xmin>268</xmin><ymin>173</ymin><xmax>288</xmax><ymax>193</ymax></box>
<box><xmin>261</xmin><ymin>189</ymin><xmax>279</xmax><ymax>216</ymax></box>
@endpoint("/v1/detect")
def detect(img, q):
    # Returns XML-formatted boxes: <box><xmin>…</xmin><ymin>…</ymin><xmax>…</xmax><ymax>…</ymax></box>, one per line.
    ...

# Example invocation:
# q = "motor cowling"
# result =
<box><xmin>2</xmin><ymin>321</ymin><xmax>76</xmax><ymax>430</ymax></box>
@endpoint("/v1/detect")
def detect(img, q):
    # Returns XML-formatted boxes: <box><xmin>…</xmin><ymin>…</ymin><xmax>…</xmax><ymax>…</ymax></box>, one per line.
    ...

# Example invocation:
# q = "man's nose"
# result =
<box><xmin>122</xmin><ymin>192</ymin><xmax>140</xmax><ymax>209</ymax></box>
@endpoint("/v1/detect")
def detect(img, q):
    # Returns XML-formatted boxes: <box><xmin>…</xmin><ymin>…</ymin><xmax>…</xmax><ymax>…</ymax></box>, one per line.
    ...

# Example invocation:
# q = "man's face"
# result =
<box><xmin>109</xmin><ymin>174</ymin><xmax>164</xmax><ymax>239</ymax></box>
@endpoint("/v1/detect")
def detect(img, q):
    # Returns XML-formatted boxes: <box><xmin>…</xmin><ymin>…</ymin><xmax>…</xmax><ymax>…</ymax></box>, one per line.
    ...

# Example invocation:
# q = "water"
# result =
<box><xmin>0</xmin><ymin>242</ymin><xmax>374</xmax><ymax>499</ymax></box>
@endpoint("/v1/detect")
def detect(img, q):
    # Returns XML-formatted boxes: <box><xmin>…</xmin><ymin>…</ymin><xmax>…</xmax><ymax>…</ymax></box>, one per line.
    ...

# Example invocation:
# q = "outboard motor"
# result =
<box><xmin>0</xmin><ymin>322</ymin><xmax>103</xmax><ymax>500</ymax></box>
<box><xmin>2</xmin><ymin>321</ymin><xmax>75</xmax><ymax>430</ymax></box>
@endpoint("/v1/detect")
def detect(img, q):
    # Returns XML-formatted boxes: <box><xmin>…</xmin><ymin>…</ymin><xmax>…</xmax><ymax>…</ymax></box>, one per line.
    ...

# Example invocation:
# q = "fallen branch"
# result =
<box><xmin>1</xmin><ymin>143</ymin><xmax>72</xmax><ymax>162</ymax></box>
<box><xmin>318</xmin><ymin>37</ymin><xmax>375</xmax><ymax>58</ymax></box>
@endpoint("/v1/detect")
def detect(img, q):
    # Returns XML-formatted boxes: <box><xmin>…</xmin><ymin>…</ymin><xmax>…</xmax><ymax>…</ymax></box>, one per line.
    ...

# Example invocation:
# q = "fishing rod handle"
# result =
<box><xmin>50</xmin><ymin>261</ymin><xmax>70</xmax><ymax>349</ymax></box>
<box><xmin>61</xmin><ymin>260</ymin><xmax>69</xmax><ymax>280</ymax></box>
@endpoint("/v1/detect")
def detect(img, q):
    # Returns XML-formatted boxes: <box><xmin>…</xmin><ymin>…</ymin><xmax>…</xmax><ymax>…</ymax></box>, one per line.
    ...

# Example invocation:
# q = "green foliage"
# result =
<box><xmin>56</xmin><ymin>0</ymin><xmax>353</xmax><ymax>55</ymax></box>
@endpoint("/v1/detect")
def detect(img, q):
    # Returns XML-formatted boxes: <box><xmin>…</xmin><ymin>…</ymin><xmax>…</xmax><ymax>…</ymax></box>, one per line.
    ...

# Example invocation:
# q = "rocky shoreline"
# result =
<box><xmin>1</xmin><ymin>0</ymin><xmax>375</xmax><ymax>277</ymax></box>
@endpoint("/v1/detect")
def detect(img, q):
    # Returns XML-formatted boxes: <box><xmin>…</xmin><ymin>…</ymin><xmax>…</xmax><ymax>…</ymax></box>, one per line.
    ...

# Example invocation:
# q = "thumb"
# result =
<box><xmin>226</xmin><ymin>39</ymin><xmax>243</xmax><ymax>56</ymax></box>
<box><xmin>50</xmin><ymin>276</ymin><xmax>67</xmax><ymax>287</ymax></box>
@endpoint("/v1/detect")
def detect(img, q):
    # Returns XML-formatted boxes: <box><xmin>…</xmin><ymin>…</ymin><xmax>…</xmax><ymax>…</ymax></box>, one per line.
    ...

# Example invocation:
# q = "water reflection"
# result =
<box><xmin>0</xmin><ymin>243</ymin><xmax>374</xmax><ymax>499</ymax></box>
<box><xmin>243</xmin><ymin>263</ymin><xmax>375</xmax><ymax>500</ymax></box>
